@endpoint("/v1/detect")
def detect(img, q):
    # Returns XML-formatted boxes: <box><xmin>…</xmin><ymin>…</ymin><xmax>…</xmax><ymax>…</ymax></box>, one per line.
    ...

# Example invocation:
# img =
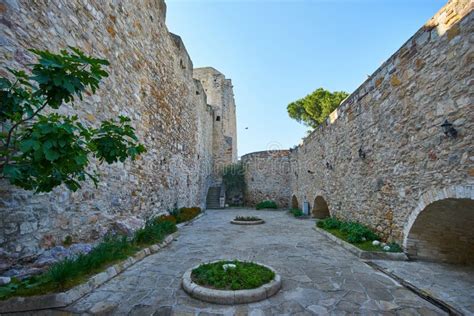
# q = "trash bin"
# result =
<box><xmin>303</xmin><ymin>202</ymin><xmax>310</xmax><ymax>215</ymax></box>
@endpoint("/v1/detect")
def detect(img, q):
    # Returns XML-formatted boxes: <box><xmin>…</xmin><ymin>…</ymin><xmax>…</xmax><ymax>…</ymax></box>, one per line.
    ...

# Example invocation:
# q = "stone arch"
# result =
<box><xmin>312</xmin><ymin>196</ymin><xmax>330</xmax><ymax>219</ymax></box>
<box><xmin>403</xmin><ymin>185</ymin><xmax>474</xmax><ymax>264</ymax></box>
<box><xmin>291</xmin><ymin>195</ymin><xmax>299</xmax><ymax>209</ymax></box>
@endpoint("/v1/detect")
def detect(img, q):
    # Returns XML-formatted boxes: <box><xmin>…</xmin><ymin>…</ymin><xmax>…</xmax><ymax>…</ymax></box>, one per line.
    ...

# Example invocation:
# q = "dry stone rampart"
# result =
<box><xmin>289</xmin><ymin>0</ymin><xmax>473</xmax><ymax>248</ymax></box>
<box><xmin>0</xmin><ymin>0</ymin><xmax>235</xmax><ymax>260</ymax></box>
<box><xmin>193</xmin><ymin>67</ymin><xmax>238</xmax><ymax>185</ymax></box>
<box><xmin>242</xmin><ymin>150</ymin><xmax>291</xmax><ymax>208</ymax></box>
<box><xmin>242</xmin><ymin>0</ymin><xmax>473</xmax><ymax>260</ymax></box>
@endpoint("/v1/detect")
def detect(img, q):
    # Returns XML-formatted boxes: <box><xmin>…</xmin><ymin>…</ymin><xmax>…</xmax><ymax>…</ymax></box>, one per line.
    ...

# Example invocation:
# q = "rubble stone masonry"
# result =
<box><xmin>289</xmin><ymin>0</ymin><xmax>473</xmax><ymax>261</ymax></box>
<box><xmin>241</xmin><ymin>0</ymin><xmax>473</xmax><ymax>263</ymax></box>
<box><xmin>242</xmin><ymin>150</ymin><xmax>291</xmax><ymax>208</ymax></box>
<box><xmin>0</xmin><ymin>0</ymin><xmax>236</xmax><ymax>259</ymax></box>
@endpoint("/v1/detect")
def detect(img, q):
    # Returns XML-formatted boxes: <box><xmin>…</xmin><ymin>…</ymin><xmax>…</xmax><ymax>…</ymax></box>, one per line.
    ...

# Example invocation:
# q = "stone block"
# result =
<box><xmin>89</xmin><ymin>301</ymin><xmax>118</xmax><ymax>315</ymax></box>
<box><xmin>133</xmin><ymin>250</ymin><xmax>147</xmax><ymax>261</ymax></box>
<box><xmin>234</xmin><ymin>288</ymin><xmax>266</xmax><ymax>304</ymax></box>
<box><xmin>149</xmin><ymin>244</ymin><xmax>161</xmax><ymax>253</ymax></box>
<box><xmin>192</xmin><ymin>286</ymin><xmax>234</xmax><ymax>305</ymax></box>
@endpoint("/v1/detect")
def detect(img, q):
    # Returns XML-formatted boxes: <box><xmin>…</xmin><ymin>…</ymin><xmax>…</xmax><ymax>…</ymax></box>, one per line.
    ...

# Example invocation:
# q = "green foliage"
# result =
<box><xmin>290</xmin><ymin>208</ymin><xmax>303</xmax><ymax>217</ymax></box>
<box><xmin>191</xmin><ymin>260</ymin><xmax>275</xmax><ymax>290</ymax></box>
<box><xmin>222</xmin><ymin>163</ymin><xmax>246</xmax><ymax>194</ymax></box>
<box><xmin>47</xmin><ymin>235</ymin><xmax>134</xmax><ymax>284</ymax></box>
<box><xmin>0</xmin><ymin>218</ymin><xmax>176</xmax><ymax>300</ymax></box>
<box><xmin>387</xmin><ymin>242</ymin><xmax>403</xmax><ymax>252</ymax></box>
<box><xmin>256</xmin><ymin>200</ymin><xmax>278</xmax><ymax>210</ymax></box>
<box><xmin>0</xmin><ymin>47</ymin><xmax>146</xmax><ymax>193</ymax></box>
<box><xmin>340</xmin><ymin>221</ymin><xmax>379</xmax><ymax>243</ymax></box>
<box><xmin>234</xmin><ymin>216</ymin><xmax>261</xmax><ymax>221</ymax></box>
<box><xmin>317</xmin><ymin>217</ymin><xmax>342</xmax><ymax>229</ymax></box>
<box><xmin>318</xmin><ymin>217</ymin><xmax>377</xmax><ymax>243</ymax></box>
<box><xmin>287</xmin><ymin>88</ymin><xmax>349</xmax><ymax>128</ymax></box>
<box><xmin>63</xmin><ymin>235</ymin><xmax>73</xmax><ymax>246</ymax></box>
<box><xmin>133</xmin><ymin>220</ymin><xmax>177</xmax><ymax>246</ymax></box>
<box><xmin>316</xmin><ymin>217</ymin><xmax>402</xmax><ymax>252</ymax></box>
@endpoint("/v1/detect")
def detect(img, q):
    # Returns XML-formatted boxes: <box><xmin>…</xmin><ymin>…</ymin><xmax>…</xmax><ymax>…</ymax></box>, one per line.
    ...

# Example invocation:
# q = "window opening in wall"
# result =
<box><xmin>216</xmin><ymin>116</ymin><xmax>221</xmax><ymax>121</ymax></box>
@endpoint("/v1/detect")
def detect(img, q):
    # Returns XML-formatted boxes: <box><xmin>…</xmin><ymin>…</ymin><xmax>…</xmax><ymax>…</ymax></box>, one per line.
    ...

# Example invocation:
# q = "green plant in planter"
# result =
<box><xmin>339</xmin><ymin>221</ymin><xmax>378</xmax><ymax>243</ymax></box>
<box><xmin>234</xmin><ymin>216</ymin><xmax>261</xmax><ymax>221</ymax></box>
<box><xmin>0</xmin><ymin>217</ymin><xmax>177</xmax><ymax>300</ymax></box>
<box><xmin>256</xmin><ymin>200</ymin><xmax>277</xmax><ymax>210</ymax></box>
<box><xmin>317</xmin><ymin>217</ymin><xmax>341</xmax><ymax>229</ymax></box>
<box><xmin>0</xmin><ymin>47</ymin><xmax>146</xmax><ymax>193</ymax></box>
<box><xmin>316</xmin><ymin>217</ymin><xmax>403</xmax><ymax>252</ymax></box>
<box><xmin>191</xmin><ymin>260</ymin><xmax>274</xmax><ymax>290</ymax></box>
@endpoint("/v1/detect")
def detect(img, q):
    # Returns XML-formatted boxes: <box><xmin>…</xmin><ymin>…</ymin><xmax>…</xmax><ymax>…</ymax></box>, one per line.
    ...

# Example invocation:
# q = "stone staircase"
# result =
<box><xmin>206</xmin><ymin>187</ymin><xmax>222</xmax><ymax>209</ymax></box>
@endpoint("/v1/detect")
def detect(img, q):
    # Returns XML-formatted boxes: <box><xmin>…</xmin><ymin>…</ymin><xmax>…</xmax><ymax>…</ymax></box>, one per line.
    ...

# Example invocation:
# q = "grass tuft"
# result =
<box><xmin>0</xmin><ymin>216</ymin><xmax>178</xmax><ymax>300</ymax></box>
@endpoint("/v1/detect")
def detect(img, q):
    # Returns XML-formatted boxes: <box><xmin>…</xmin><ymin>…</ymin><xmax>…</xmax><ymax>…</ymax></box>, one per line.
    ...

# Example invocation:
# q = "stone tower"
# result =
<box><xmin>193</xmin><ymin>67</ymin><xmax>238</xmax><ymax>185</ymax></box>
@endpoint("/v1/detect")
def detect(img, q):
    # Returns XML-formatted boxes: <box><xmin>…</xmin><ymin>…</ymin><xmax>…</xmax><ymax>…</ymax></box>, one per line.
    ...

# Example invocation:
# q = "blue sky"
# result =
<box><xmin>166</xmin><ymin>0</ymin><xmax>444</xmax><ymax>156</ymax></box>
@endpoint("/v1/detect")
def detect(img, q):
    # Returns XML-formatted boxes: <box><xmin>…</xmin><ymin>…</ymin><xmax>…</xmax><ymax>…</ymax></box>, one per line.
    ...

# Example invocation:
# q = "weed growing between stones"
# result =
<box><xmin>255</xmin><ymin>200</ymin><xmax>278</xmax><ymax>210</ymax></box>
<box><xmin>191</xmin><ymin>260</ymin><xmax>275</xmax><ymax>290</ymax></box>
<box><xmin>317</xmin><ymin>217</ymin><xmax>402</xmax><ymax>252</ymax></box>
<box><xmin>62</xmin><ymin>235</ymin><xmax>73</xmax><ymax>246</ymax></box>
<box><xmin>0</xmin><ymin>218</ymin><xmax>177</xmax><ymax>300</ymax></box>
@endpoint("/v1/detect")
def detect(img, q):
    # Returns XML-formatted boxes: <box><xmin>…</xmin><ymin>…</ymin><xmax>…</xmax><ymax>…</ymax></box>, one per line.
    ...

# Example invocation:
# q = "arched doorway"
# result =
<box><xmin>312</xmin><ymin>196</ymin><xmax>330</xmax><ymax>219</ymax></box>
<box><xmin>404</xmin><ymin>190</ymin><xmax>474</xmax><ymax>264</ymax></box>
<box><xmin>291</xmin><ymin>195</ymin><xmax>299</xmax><ymax>209</ymax></box>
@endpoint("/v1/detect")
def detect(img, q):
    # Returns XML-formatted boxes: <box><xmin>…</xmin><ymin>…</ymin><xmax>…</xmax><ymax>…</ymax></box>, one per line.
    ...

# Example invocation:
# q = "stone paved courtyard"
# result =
<box><xmin>371</xmin><ymin>260</ymin><xmax>474</xmax><ymax>315</ymax></box>
<box><xmin>56</xmin><ymin>209</ymin><xmax>448</xmax><ymax>315</ymax></box>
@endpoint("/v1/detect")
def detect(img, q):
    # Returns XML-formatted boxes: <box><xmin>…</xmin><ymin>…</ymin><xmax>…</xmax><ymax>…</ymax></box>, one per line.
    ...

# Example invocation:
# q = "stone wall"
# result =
<box><xmin>289</xmin><ymin>0</ymin><xmax>473</xmax><ymax>251</ymax></box>
<box><xmin>242</xmin><ymin>150</ymin><xmax>291</xmax><ymax>208</ymax></box>
<box><xmin>0</xmin><ymin>0</ymin><xmax>234</xmax><ymax>259</ymax></box>
<box><xmin>193</xmin><ymin>68</ymin><xmax>238</xmax><ymax>184</ymax></box>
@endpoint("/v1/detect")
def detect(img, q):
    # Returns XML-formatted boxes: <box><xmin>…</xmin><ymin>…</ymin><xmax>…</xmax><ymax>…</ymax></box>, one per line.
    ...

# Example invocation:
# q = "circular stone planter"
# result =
<box><xmin>182</xmin><ymin>261</ymin><xmax>281</xmax><ymax>305</ymax></box>
<box><xmin>230</xmin><ymin>219</ymin><xmax>265</xmax><ymax>225</ymax></box>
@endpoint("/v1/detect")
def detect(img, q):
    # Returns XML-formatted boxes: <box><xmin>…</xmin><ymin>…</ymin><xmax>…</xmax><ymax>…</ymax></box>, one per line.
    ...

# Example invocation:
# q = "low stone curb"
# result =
<box><xmin>0</xmin><ymin>231</ymin><xmax>180</xmax><ymax>313</ymax></box>
<box><xmin>230</xmin><ymin>219</ymin><xmax>265</xmax><ymax>225</ymax></box>
<box><xmin>365</xmin><ymin>261</ymin><xmax>463</xmax><ymax>315</ymax></box>
<box><xmin>182</xmin><ymin>261</ymin><xmax>281</xmax><ymax>305</ymax></box>
<box><xmin>177</xmin><ymin>212</ymin><xmax>205</xmax><ymax>229</ymax></box>
<box><xmin>312</xmin><ymin>226</ymin><xmax>408</xmax><ymax>261</ymax></box>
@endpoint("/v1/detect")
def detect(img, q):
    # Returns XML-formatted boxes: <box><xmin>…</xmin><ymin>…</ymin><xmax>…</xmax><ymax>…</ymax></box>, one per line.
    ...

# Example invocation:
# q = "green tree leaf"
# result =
<box><xmin>287</xmin><ymin>88</ymin><xmax>349</xmax><ymax>128</ymax></box>
<box><xmin>0</xmin><ymin>47</ymin><xmax>146</xmax><ymax>193</ymax></box>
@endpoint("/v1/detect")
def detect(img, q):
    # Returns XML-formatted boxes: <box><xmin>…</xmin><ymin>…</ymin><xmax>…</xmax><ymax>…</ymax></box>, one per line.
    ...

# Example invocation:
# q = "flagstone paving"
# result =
<box><xmin>62</xmin><ymin>209</ymin><xmax>445</xmax><ymax>315</ymax></box>
<box><xmin>371</xmin><ymin>259</ymin><xmax>474</xmax><ymax>315</ymax></box>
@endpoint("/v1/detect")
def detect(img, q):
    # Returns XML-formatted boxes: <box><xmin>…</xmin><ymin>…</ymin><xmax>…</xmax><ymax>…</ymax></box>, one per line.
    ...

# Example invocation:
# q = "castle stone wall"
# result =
<box><xmin>290</xmin><ymin>0</ymin><xmax>473</xmax><ymax>250</ymax></box>
<box><xmin>0</xmin><ymin>0</ymin><xmax>231</xmax><ymax>259</ymax></box>
<box><xmin>242</xmin><ymin>150</ymin><xmax>291</xmax><ymax>208</ymax></box>
<box><xmin>193</xmin><ymin>68</ymin><xmax>238</xmax><ymax>184</ymax></box>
